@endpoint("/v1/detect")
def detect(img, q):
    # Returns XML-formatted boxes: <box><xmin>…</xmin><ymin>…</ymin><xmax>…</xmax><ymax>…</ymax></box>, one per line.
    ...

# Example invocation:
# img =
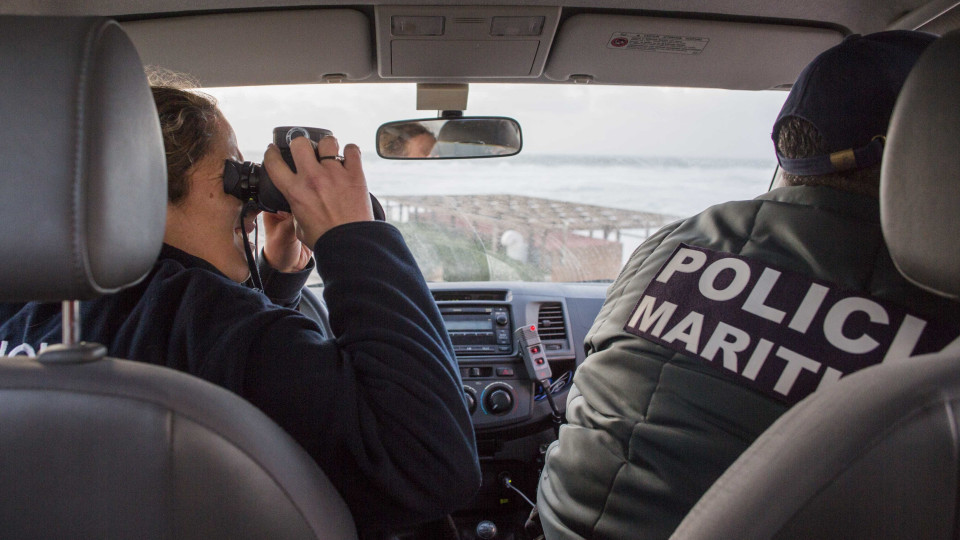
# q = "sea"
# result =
<box><xmin>245</xmin><ymin>151</ymin><xmax>779</xmax><ymax>280</ymax></box>
<box><xmin>362</xmin><ymin>153</ymin><xmax>777</xmax><ymax>218</ymax></box>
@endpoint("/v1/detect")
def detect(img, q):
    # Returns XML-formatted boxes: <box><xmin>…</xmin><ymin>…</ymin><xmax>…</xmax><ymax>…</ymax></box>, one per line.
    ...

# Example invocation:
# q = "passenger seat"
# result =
<box><xmin>0</xmin><ymin>16</ymin><xmax>357</xmax><ymax>539</ymax></box>
<box><xmin>670</xmin><ymin>29</ymin><xmax>960</xmax><ymax>540</ymax></box>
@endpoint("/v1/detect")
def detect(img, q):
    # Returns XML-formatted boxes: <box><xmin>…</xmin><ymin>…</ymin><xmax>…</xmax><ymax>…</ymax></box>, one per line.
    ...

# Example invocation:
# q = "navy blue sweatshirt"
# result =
<box><xmin>0</xmin><ymin>221</ymin><xmax>481</xmax><ymax>534</ymax></box>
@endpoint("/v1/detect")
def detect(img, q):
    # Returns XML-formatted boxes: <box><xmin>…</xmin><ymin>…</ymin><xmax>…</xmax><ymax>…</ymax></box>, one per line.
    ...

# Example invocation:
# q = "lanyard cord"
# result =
<box><xmin>239</xmin><ymin>201</ymin><xmax>263</xmax><ymax>292</ymax></box>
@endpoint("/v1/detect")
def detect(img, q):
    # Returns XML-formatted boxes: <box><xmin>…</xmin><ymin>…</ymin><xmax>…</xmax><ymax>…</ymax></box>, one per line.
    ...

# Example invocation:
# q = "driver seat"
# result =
<box><xmin>671</xmin><ymin>30</ymin><xmax>960</xmax><ymax>540</ymax></box>
<box><xmin>0</xmin><ymin>16</ymin><xmax>357</xmax><ymax>539</ymax></box>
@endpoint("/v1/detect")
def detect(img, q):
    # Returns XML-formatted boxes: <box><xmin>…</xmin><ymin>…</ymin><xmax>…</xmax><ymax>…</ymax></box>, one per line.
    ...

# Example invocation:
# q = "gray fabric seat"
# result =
<box><xmin>0</xmin><ymin>16</ymin><xmax>357</xmax><ymax>539</ymax></box>
<box><xmin>670</xmin><ymin>30</ymin><xmax>960</xmax><ymax>540</ymax></box>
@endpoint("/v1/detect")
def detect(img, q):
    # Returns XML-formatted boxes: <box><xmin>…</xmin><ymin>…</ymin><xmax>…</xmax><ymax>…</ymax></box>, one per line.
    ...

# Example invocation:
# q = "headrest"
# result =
<box><xmin>0</xmin><ymin>17</ymin><xmax>166</xmax><ymax>301</ymax></box>
<box><xmin>881</xmin><ymin>30</ymin><xmax>960</xmax><ymax>300</ymax></box>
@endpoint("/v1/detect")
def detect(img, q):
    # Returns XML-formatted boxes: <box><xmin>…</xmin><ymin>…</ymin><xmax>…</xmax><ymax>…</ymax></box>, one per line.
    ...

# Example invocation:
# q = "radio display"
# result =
<box><xmin>439</xmin><ymin>304</ymin><xmax>511</xmax><ymax>356</ymax></box>
<box><xmin>445</xmin><ymin>318</ymin><xmax>493</xmax><ymax>331</ymax></box>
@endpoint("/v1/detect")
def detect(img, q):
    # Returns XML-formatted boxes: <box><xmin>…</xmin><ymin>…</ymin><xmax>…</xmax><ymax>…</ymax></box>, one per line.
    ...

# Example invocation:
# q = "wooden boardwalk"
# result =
<box><xmin>382</xmin><ymin>194</ymin><xmax>677</xmax><ymax>241</ymax></box>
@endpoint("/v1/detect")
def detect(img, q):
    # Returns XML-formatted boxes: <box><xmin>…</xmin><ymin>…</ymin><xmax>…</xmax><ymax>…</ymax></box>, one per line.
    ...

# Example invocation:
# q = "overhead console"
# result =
<box><xmin>544</xmin><ymin>14</ymin><xmax>844</xmax><ymax>89</ymax></box>
<box><xmin>375</xmin><ymin>5</ymin><xmax>561</xmax><ymax>78</ymax></box>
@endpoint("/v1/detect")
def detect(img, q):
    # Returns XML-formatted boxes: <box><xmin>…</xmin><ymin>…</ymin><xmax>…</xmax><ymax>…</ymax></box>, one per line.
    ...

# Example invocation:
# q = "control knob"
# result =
<box><xmin>483</xmin><ymin>383</ymin><xmax>514</xmax><ymax>415</ymax></box>
<box><xmin>463</xmin><ymin>386</ymin><xmax>478</xmax><ymax>414</ymax></box>
<box><xmin>495</xmin><ymin>312</ymin><xmax>509</xmax><ymax>326</ymax></box>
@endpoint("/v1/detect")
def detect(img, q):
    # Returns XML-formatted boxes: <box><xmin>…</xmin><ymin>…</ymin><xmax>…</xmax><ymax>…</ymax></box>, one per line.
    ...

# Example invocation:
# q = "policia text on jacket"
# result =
<box><xmin>624</xmin><ymin>244</ymin><xmax>959</xmax><ymax>405</ymax></box>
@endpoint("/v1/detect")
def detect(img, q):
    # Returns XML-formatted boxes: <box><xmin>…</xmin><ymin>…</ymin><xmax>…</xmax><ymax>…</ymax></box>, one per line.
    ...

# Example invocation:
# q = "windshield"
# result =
<box><xmin>206</xmin><ymin>83</ymin><xmax>788</xmax><ymax>283</ymax></box>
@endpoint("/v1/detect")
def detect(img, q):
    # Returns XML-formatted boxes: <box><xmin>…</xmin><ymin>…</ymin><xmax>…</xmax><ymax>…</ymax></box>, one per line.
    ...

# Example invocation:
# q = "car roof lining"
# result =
<box><xmin>543</xmin><ymin>14</ymin><xmax>844</xmax><ymax>90</ymax></box>
<box><xmin>124</xmin><ymin>9</ymin><xmax>375</xmax><ymax>87</ymax></box>
<box><xmin>3</xmin><ymin>0</ymin><xmax>934</xmax><ymax>30</ymax></box>
<box><xmin>6</xmin><ymin>0</ymin><xmax>959</xmax><ymax>90</ymax></box>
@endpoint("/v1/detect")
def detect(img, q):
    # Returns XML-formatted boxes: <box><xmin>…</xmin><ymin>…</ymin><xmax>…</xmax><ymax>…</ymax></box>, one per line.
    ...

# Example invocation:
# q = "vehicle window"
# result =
<box><xmin>206</xmin><ymin>83</ymin><xmax>788</xmax><ymax>283</ymax></box>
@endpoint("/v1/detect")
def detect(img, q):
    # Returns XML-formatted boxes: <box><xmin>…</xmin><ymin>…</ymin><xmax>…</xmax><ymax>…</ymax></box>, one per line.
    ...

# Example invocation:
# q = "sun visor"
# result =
<box><xmin>544</xmin><ymin>14</ymin><xmax>843</xmax><ymax>89</ymax></box>
<box><xmin>123</xmin><ymin>10</ymin><xmax>374</xmax><ymax>87</ymax></box>
<box><xmin>376</xmin><ymin>5</ymin><xmax>560</xmax><ymax>79</ymax></box>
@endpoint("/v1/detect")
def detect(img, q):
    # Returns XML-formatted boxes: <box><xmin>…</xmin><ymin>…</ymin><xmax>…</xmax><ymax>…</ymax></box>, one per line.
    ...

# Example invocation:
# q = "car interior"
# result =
<box><xmin>1</xmin><ymin>1</ymin><xmax>959</xmax><ymax>539</ymax></box>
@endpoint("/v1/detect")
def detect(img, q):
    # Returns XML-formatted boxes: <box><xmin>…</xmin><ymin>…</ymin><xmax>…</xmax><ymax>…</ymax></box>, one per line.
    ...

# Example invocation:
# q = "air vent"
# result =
<box><xmin>433</xmin><ymin>290</ymin><xmax>508</xmax><ymax>302</ymax></box>
<box><xmin>453</xmin><ymin>17</ymin><xmax>486</xmax><ymax>24</ymax></box>
<box><xmin>537</xmin><ymin>303</ymin><xmax>567</xmax><ymax>341</ymax></box>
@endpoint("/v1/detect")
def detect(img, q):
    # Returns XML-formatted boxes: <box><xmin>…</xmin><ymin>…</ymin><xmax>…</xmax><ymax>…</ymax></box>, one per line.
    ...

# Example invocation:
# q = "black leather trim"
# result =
<box><xmin>0</xmin><ymin>356</ymin><xmax>358</xmax><ymax>539</ymax></box>
<box><xmin>0</xmin><ymin>16</ymin><xmax>166</xmax><ymax>301</ymax></box>
<box><xmin>672</xmin><ymin>350</ymin><xmax>960</xmax><ymax>540</ymax></box>
<box><xmin>881</xmin><ymin>30</ymin><xmax>960</xmax><ymax>299</ymax></box>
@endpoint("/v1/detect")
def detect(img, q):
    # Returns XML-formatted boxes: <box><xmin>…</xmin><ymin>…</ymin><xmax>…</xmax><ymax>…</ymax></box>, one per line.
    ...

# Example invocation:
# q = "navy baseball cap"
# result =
<box><xmin>773</xmin><ymin>30</ymin><xmax>937</xmax><ymax>176</ymax></box>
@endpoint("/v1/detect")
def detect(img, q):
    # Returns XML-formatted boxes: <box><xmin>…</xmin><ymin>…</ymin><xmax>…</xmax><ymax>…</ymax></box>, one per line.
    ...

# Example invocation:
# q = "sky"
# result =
<box><xmin>205</xmin><ymin>83</ymin><xmax>789</xmax><ymax>162</ymax></box>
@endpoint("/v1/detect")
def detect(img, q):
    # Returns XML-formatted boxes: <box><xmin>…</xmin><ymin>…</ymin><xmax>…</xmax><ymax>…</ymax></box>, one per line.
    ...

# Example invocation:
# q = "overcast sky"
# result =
<box><xmin>206</xmin><ymin>83</ymin><xmax>789</xmax><ymax>162</ymax></box>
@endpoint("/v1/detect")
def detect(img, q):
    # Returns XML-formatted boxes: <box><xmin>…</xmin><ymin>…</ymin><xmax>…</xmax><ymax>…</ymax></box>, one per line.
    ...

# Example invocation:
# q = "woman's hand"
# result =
<box><xmin>262</xmin><ymin>211</ymin><xmax>313</xmax><ymax>273</ymax></box>
<box><xmin>263</xmin><ymin>135</ymin><xmax>374</xmax><ymax>248</ymax></box>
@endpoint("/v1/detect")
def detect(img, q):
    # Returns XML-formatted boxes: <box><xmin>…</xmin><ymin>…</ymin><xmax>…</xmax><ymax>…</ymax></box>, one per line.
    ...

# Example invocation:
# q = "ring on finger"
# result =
<box><xmin>318</xmin><ymin>155</ymin><xmax>344</xmax><ymax>163</ymax></box>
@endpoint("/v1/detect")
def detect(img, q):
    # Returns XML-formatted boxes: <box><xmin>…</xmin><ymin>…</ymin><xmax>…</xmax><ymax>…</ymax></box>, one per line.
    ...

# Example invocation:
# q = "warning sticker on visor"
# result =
<box><xmin>607</xmin><ymin>32</ymin><xmax>709</xmax><ymax>54</ymax></box>
<box><xmin>623</xmin><ymin>244</ymin><xmax>960</xmax><ymax>405</ymax></box>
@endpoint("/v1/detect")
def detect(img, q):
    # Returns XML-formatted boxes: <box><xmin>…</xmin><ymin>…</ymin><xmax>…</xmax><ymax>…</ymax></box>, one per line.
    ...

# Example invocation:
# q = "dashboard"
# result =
<box><xmin>428</xmin><ymin>282</ymin><xmax>607</xmax><ymax>434</ymax></box>
<box><xmin>304</xmin><ymin>280</ymin><xmax>609</xmax><ymax>434</ymax></box>
<box><xmin>303</xmin><ymin>280</ymin><xmax>608</xmax><ymax>538</ymax></box>
<box><xmin>429</xmin><ymin>282</ymin><xmax>607</xmax><ymax>538</ymax></box>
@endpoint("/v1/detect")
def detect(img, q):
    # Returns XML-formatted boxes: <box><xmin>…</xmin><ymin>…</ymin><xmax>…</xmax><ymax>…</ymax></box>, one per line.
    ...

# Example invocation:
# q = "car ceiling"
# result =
<box><xmin>3</xmin><ymin>0</ymin><xmax>959</xmax><ymax>92</ymax></box>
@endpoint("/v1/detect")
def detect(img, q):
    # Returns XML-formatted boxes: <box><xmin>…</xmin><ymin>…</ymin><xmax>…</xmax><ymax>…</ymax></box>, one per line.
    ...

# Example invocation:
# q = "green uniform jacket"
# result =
<box><xmin>538</xmin><ymin>186</ymin><xmax>960</xmax><ymax>539</ymax></box>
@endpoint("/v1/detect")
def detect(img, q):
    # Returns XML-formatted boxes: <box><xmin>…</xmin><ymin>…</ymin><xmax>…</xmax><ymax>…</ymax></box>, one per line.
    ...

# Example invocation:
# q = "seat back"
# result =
<box><xmin>671</xmin><ymin>30</ymin><xmax>960</xmax><ymax>540</ymax></box>
<box><xmin>0</xmin><ymin>357</ymin><xmax>358</xmax><ymax>539</ymax></box>
<box><xmin>0</xmin><ymin>16</ymin><xmax>356</xmax><ymax>539</ymax></box>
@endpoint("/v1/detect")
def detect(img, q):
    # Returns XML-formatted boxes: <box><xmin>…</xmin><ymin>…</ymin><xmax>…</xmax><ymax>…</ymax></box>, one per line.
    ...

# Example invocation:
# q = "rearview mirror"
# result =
<box><xmin>376</xmin><ymin>117</ymin><xmax>522</xmax><ymax>159</ymax></box>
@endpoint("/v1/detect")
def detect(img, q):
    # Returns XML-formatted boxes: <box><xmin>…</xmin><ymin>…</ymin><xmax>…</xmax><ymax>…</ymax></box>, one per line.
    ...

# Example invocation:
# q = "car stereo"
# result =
<box><xmin>439</xmin><ymin>305</ymin><xmax>512</xmax><ymax>356</ymax></box>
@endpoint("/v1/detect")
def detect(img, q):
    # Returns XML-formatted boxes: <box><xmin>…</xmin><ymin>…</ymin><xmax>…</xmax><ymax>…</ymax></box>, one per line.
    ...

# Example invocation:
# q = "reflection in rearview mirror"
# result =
<box><xmin>376</xmin><ymin>117</ymin><xmax>522</xmax><ymax>159</ymax></box>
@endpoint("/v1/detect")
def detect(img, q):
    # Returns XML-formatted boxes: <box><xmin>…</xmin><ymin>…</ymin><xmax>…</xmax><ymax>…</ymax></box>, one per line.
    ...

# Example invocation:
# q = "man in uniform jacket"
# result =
<box><xmin>537</xmin><ymin>30</ymin><xmax>959</xmax><ymax>540</ymax></box>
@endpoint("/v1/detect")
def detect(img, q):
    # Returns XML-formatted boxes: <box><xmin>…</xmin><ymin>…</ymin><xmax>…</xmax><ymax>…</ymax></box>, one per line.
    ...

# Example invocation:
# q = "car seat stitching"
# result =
<box><xmin>166</xmin><ymin>410</ymin><xmax>175</xmax><ymax>540</ymax></box>
<box><xmin>71</xmin><ymin>20</ymin><xmax>100</xmax><ymax>294</ymax></box>
<box><xmin>777</xmin><ymin>397</ymin><xmax>960</xmax><ymax>534</ymax></box>
<box><xmin>947</xmin><ymin>402</ymin><xmax>960</xmax><ymax>540</ymax></box>
<box><xmin>2</xmin><ymin>383</ymin><xmax>325</xmax><ymax>536</ymax></box>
